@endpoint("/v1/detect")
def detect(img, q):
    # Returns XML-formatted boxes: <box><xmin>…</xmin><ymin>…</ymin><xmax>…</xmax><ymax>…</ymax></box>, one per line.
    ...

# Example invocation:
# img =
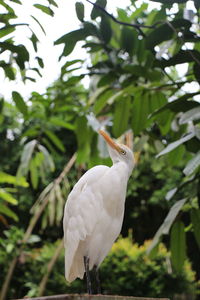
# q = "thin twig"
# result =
<box><xmin>22</xmin><ymin>196</ymin><xmax>50</xmax><ymax>244</ymax></box>
<box><xmin>162</xmin><ymin>68</ymin><xmax>179</xmax><ymax>89</ymax></box>
<box><xmin>165</xmin><ymin>20</ymin><xmax>200</xmax><ymax>67</ymax></box>
<box><xmin>38</xmin><ymin>239</ymin><xmax>64</xmax><ymax>296</ymax></box>
<box><xmin>0</xmin><ymin>256</ymin><xmax>18</xmax><ymax>300</ymax></box>
<box><xmin>55</xmin><ymin>153</ymin><xmax>77</xmax><ymax>185</ymax></box>
<box><xmin>84</xmin><ymin>0</ymin><xmax>154</xmax><ymax>36</ymax></box>
<box><xmin>151</xmin><ymin>80</ymin><xmax>195</xmax><ymax>90</ymax></box>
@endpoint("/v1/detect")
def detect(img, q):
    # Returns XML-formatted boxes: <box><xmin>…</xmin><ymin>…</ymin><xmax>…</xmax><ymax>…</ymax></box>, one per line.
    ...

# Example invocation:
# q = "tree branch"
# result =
<box><xmin>0</xmin><ymin>153</ymin><xmax>77</xmax><ymax>300</ymax></box>
<box><xmin>84</xmin><ymin>0</ymin><xmax>154</xmax><ymax>37</ymax></box>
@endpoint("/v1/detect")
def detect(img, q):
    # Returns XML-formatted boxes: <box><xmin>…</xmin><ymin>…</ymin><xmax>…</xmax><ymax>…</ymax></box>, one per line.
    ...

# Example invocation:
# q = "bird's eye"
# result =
<box><xmin>120</xmin><ymin>149</ymin><xmax>126</xmax><ymax>155</ymax></box>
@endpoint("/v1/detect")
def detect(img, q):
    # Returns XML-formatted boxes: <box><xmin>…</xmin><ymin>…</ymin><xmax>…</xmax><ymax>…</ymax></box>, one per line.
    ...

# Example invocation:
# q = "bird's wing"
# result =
<box><xmin>63</xmin><ymin>165</ymin><xmax>109</xmax><ymax>282</ymax></box>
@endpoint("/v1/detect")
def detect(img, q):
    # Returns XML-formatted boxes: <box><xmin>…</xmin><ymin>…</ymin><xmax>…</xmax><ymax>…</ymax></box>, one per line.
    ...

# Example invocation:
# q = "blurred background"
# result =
<box><xmin>0</xmin><ymin>0</ymin><xmax>200</xmax><ymax>299</ymax></box>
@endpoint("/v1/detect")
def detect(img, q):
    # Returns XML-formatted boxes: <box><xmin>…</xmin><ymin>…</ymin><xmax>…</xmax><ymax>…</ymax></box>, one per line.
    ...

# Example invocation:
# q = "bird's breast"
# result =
<box><xmin>91</xmin><ymin>167</ymin><xmax>128</xmax><ymax>218</ymax></box>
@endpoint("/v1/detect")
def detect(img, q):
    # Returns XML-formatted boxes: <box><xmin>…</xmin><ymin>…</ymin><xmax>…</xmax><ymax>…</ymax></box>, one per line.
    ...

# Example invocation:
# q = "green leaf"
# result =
<box><xmin>155</xmin><ymin>50</ymin><xmax>200</xmax><ymax>68</ymax></box>
<box><xmin>49</xmin><ymin>117</ymin><xmax>74</xmax><ymax>130</ymax></box>
<box><xmin>83</xmin><ymin>22</ymin><xmax>99</xmax><ymax>36</ymax></box>
<box><xmin>149</xmin><ymin>91</ymin><xmax>167</xmax><ymax>113</ymax></box>
<box><xmin>64</xmin><ymin>75</ymin><xmax>84</xmax><ymax>86</ymax></box>
<box><xmin>107</xmin><ymin>90</ymin><xmax>125</xmax><ymax>105</ymax></box>
<box><xmin>31</xmin><ymin>182</ymin><xmax>54</xmax><ymax>214</ymax></box>
<box><xmin>75</xmin><ymin>2</ymin><xmax>84</xmax><ymax>22</ymax></box>
<box><xmin>55</xmin><ymin>184</ymin><xmax>64</xmax><ymax>225</ymax></box>
<box><xmin>151</xmin><ymin>93</ymin><xmax>199</xmax><ymax>118</ymax></box>
<box><xmin>134</xmin><ymin>135</ymin><xmax>149</xmax><ymax>152</ymax></box>
<box><xmin>3</xmin><ymin>64</ymin><xmax>15</xmax><ymax>80</ymax></box>
<box><xmin>48</xmin><ymin>0</ymin><xmax>58</xmax><ymax>7</ymax></box>
<box><xmin>179</xmin><ymin>106</ymin><xmax>200</xmax><ymax>125</ymax></box>
<box><xmin>165</xmin><ymin>187</ymin><xmax>178</xmax><ymax>201</ymax></box>
<box><xmin>146</xmin><ymin>19</ymin><xmax>191</xmax><ymax>49</ymax></box>
<box><xmin>6</xmin><ymin>244</ymin><xmax>14</xmax><ymax>253</ymax></box>
<box><xmin>31</xmin><ymin>15</ymin><xmax>46</xmax><ymax>34</ymax></box>
<box><xmin>48</xmin><ymin>189</ymin><xmax>56</xmax><ymax>226</ymax></box>
<box><xmin>130</xmin><ymin>3</ymin><xmax>148</xmax><ymax>19</ymax></box>
<box><xmin>38</xmin><ymin>144</ymin><xmax>55</xmax><ymax>171</ymax></box>
<box><xmin>124</xmin><ymin>65</ymin><xmax>146</xmax><ymax>76</ymax></box>
<box><xmin>97</xmin><ymin>73</ymin><xmax>116</xmax><ymax>87</ymax></box>
<box><xmin>0</xmin><ymin>203</ymin><xmax>18</xmax><ymax>221</ymax></box>
<box><xmin>0</xmin><ymin>1</ymin><xmax>14</xmax><ymax>13</ymax></box>
<box><xmin>44</xmin><ymin>130</ymin><xmax>65</xmax><ymax>152</ymax></box>
<box><xmin>12</xmin><ymin>91</ymin><xmax>28</xmax><ymax>117</ymax></box>
<box><xmin>157</xmin><ymin>132</ymin><xmax>195</xmax><ymax>157</ymax></box>
<box><xmin>94</xmin><ymin>89</ymin><xmax>113</xmax><ymax>114</ymax></box>
<box><xmin>132</xmin><ymin>91</ymin><xmax>149</xmax><ymax>135</ymax></box>
<box><xmin>0</xmin><ymin>172</ymin><xmax>28</xmax><ymax>187</ymax></box>
<box><xmin>34</xmin><ymin>4</ymin><xmax>54</xmax><ymax>16</ymax></box>
<box><xmin>167</xmin><ymin>145</ymin><xmax>185</xmax><ymax>166</ymax></box>
<box><xmin>55</xmin><ymin>29</ymin><xmax>88</xmax><ymax>57</ymax></box>
<box><xmin>113</xmin><ymin>96</ymin><xmax>131</xmax><ymax>138</ymax></box>
<box><xmin>120</xmin><ymin>27</ymin><xmax>138</xmax><ymax>56</ymax></box>
<box><xmin>149</xmin><ymin>0</ymin><xmax>187</xmax><ymax>2</ymax></box>
<box><xmin>61</xmin><ymin>59</ymin><xmax>83</xmax><ymax>70</ymax></box>
<box><xmin>186</xmin><ymin>136</ymin><xmax>200</xmax><ymax>153</ymax></box>
<box><xmin>31</xmin><ymin>67</ymin><xmax>42</xmax><ymax>77</ymax></box>
<box><xmin>91</xmin><ymin>0</ymin><xmax>107</xmax><ymax>19</ymax></box>
<box><xmin>100</xmin><ymin>16</ymin><xmax>112</xmax><ymax>44</ymax></box>
<box><xmin>0</xmin><ymin>189</ymin><xmax>18</xmax><ymax>205</ymax></box>
<box><xmin>10</xmin><ymin>0</ymin><xmax>22</xmax><ymax>4</ymax></box>
<box><xmin>30</xmin><ymin>159</ymin><xmax>38</xmax><ymax>189</ymax></box>
<box><xmin>17</xmin><ymin>140</ymin><xmax>37</xmax><ymax>177</ymax></box>
<box><xmin>24</xmin><ymin>76</ymin><xmax>36</xmax><ymax>82</ymax></box>
<box><xmin>147</xmin><ymin>199</ymin><xmax>187</xmax><ymax>254</ymax></box>
<box><xmin>15</xmin><ymin>45</ymin><xmax>30</xmax><ymax>69</ymax></box>
<box><xmin>170</xmin><ymin>221</ymin><xmax>186</xmax><ymax>273</ymax></box>
<box><xmin>0</xmin><ymin>41</ymin><xmax>21</xmax><ymax>53</ymax></box>
<box><xmin>0</xmin><ymin>25</ymin><xmax>15</xmax><ymax>38</ymax></box>
<box><xmin>30</xmin><ymin>32</ymin><xmax>38</xmax><ymax>52</ymax></box>
<box><xmin>36</xmin><ymin>56</ymin><xmax>44</xmax><ymax>68</ymax></box>
<box><xmin>76</xmin><ymin>116</ymin><xmax>91</xmax><ymax>163</ymax></box>
<box><xmin>183</xmin><ymin>151</ymin><xmax>200</xmax><ymax>176</ymax></box>
<box><xmin>117</xmin><ymin>8</ymin><xmax>130</xmax><ymax>22</ymax></box>
<box><xmin>0</xmin><ymin>13</ymin><xmax>17</xmax><ymax>24</ymax></box>
<box><xmin>27</xmin><ymin>234</ymin><xmax>41</xmax><ymax>244</ymax></box>
<box><xmin>89</xmin><ymin>85</ymin><xmax>109</xmax><ymax>105</ymax></box>
<box><xmin>191</xmin><ymin>208</ymin><xmax>200</xmax><ymax>249</ymax></box>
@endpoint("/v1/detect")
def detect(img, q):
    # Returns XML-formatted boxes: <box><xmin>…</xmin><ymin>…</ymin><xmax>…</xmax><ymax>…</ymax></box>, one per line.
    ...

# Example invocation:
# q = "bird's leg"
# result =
<box><xmin>84</xmin><ymin>256</ymin><xmax>92</xmax><ymax>294</ymax></box>
<box><xmin>93</xmin><ymin>265</ymin><xmax>101</xmax><ymax>294</ymax></box>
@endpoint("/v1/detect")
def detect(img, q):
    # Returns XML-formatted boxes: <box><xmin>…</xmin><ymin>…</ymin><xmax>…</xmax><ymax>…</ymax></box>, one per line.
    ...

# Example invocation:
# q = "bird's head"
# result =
<box><xmin>99</xmin><ymin>130</ymin><xmax>135</xmax><ymax>175</ymax></box>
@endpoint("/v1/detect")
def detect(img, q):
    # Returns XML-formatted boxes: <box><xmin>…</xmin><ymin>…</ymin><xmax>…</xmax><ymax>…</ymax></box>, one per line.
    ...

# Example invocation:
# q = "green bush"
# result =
<box><xmin>100</xmin><ymin>236</ymin><xmax>198</xmax><ymax>299</ymax></box>
<box><xmin>10</xmin><ymin>236</ymin><xmax>198</xmax><ymax>299</ymax></box>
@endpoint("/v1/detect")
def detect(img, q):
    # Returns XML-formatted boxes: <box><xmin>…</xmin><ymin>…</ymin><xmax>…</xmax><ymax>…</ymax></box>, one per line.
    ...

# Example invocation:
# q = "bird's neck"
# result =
<box><xmin>112</xmin><ymin>161</ymin><xmax>132</xmax><ymax>179</ymax></box>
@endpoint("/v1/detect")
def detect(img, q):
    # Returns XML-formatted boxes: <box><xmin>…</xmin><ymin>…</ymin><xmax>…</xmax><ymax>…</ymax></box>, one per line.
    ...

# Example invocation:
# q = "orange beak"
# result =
<box><xmin>99</xmin><ymin>130</ymin><xmax>122</xmax><ymax>153</ymax></box>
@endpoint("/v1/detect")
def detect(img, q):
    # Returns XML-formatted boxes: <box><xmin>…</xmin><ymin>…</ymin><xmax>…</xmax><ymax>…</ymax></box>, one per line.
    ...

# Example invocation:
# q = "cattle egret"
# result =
<box><xmin>63</xmin><ymin>130</ymin><xmax>135</xmax><ymax>294</ymax></box>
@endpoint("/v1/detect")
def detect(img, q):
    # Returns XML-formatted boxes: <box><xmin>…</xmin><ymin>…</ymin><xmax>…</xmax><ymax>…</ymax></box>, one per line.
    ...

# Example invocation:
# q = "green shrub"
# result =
<box><xmin>2</xmin><ymin>236</ymin><xmax>198</xmax><ymax>298</ymax></box>
<box><xmin>100</xmin><ymin>237</ymin><xmax>198</xmax><ymax>299</ymax></box>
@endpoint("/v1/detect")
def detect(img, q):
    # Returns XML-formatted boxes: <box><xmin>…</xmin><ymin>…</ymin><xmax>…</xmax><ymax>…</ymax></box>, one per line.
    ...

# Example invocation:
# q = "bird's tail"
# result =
<box><xmin>65</xmin><ymin>244</ymin><xmax>85</xmax><ymax>283</ymax></box>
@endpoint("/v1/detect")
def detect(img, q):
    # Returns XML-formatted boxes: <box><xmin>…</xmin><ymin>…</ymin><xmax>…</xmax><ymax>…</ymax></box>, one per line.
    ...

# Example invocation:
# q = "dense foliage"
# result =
<box><xmin>0</xmin><ymin>0</ymin><xmax>200</xmax><ymax>299</ymax></box>
<box><xmin>1</xmin><ymin>236</ymin><xmax>196</xmax><ymax>299</ymax></box>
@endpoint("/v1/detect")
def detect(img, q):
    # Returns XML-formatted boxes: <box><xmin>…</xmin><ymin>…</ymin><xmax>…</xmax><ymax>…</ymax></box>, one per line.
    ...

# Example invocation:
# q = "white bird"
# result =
<box><xmin>63</xmin><ymin>130</ymin><xmax>135</xmax><ymax>294</ymax></box>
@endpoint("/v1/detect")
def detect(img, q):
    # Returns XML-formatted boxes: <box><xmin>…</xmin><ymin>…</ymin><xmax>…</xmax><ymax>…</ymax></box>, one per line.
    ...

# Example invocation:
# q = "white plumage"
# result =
<box><xmin>63</xmin><ymin>130</ymin><xmax>135</xmax><ymax>284</ymax></box>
